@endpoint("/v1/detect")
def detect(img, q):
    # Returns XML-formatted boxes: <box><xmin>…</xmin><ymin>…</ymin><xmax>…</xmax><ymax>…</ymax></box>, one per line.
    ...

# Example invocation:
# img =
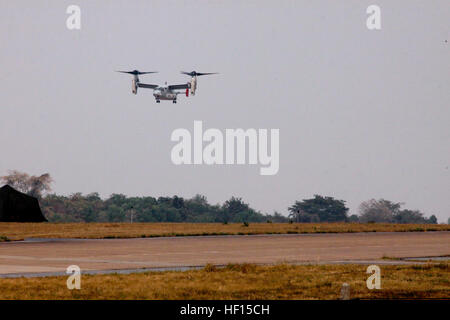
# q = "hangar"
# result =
<box><xmin>0</xmin><ymin>185</ymin><xmax>47</xmax><ymax>222</ymax></box>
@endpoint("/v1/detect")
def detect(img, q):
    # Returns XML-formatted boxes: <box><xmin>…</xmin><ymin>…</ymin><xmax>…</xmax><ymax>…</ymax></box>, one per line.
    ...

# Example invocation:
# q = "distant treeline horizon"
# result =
<box><xmin>39</xmin><ymin>192</ymin><xmax>439</xmax><ymax>224</ymax></box>
<box><xmin>0</xmin><ymin>171</ymin><xmax>440</xmax><ymax>224</ymax></box>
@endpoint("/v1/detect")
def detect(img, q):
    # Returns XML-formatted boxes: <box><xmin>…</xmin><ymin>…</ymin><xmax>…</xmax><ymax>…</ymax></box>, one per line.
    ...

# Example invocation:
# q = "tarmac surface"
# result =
<box><xmin>0</xmin><ymin>232</ymin><xmax>448</xmax><ymax>278</ymax></box>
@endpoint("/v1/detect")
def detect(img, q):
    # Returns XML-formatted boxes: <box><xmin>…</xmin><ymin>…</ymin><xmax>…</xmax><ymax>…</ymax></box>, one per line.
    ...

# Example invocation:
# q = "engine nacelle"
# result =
<box><xmin>190</xmin><ymin>76</ymin><xmax>197</xmax><ymax>95</ymax></box>
<box><xmin>132</xmin><ymin>79</ymin><xmax>138</xmax><ymax>94</ymax></box>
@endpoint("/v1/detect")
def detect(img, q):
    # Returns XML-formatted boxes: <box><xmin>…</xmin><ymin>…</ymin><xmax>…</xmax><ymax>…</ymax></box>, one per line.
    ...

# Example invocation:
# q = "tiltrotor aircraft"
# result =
<box><xmin>116</xmin><ymin>70</ymin><xmax>218</xmax><ymax>103</ymax></box>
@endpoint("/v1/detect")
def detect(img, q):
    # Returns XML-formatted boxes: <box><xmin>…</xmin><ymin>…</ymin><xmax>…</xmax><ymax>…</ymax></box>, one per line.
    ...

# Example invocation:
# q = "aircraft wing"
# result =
<box><xmin>137</xmin><ymin>83</ymin><xmax>159</xmax><ymax>89</ymax></box>
<box><xmin>168</xmin><ymin>83</ymin><xmax>190</xmax><ymax>90</ymax></box>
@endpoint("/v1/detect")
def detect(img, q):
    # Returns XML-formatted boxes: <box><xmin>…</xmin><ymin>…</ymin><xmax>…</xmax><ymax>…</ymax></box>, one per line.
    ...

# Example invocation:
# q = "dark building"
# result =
<box><xmin>0</xmin><ymin>185</ymin><xmax>47</xmax><ymax>222</ymax></box>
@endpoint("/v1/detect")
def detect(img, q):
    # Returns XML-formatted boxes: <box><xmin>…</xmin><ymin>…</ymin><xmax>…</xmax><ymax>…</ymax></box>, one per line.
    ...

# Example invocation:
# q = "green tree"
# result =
<box><xmin>426</xmin><ymin>215</ymin><xmax>437</xmax><ymax>224</ymax></box>
<box><xmin>394</xmin><ymin>209</ymin><xmax>426</xmax><ymax>224</ymax></box>
<box><xmin>222</xmin><ymin>197</ymin><xmax>250</xmax><ymax>223</ymax></box>
<box><xmin>266</xmin><ymin>211</ymin><xmax>289</xmax><ymax>223</ymax></box>
<box><xmin>107</xmin><ymin>204</ymin><xmax>126</xmax><ymax>222</ymax></box>
<box><xmin>288</xmin><ymin>195</ymin><xmax>348</xmax><ymax>222</ymax></box>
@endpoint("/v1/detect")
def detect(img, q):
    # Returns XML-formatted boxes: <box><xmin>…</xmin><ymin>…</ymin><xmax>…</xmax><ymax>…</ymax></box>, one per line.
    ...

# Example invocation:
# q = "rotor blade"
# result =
<box><xmin>181</xmin><ymin>71</ymin><xmax>218</xmax><ymax>77</ymax></box>
<box><xmin>116</xmin><ymin>70</ymin><xmax>158</xmax><ymax>75</ymax></box>
<box><xmin>116</xmin><ymin>71</ymin><xmax>134</xmax><ymax>74</ymax></box>
<box><xmin>196</xmin><ymin>72</ymin><xmax>218</xmax><ymax>76</ymax></box>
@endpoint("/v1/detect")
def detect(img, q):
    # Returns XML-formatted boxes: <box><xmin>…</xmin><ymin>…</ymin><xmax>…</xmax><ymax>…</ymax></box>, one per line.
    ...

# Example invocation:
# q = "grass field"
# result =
<box><xmin>0</xmin><ymin>263</ymin><xmax>448</xmax><ymax>299</ymax></box>
<box><xmin>0</xmin><ymin>222</ymin><xmax>448</xmax><ymax>241</ymax></box>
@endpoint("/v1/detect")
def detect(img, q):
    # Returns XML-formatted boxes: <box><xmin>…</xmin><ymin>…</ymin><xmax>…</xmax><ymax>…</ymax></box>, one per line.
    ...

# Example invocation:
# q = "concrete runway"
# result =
<box><xmin>0</xmin><ymin>232</ymin><xmax>448</xmax><ymax>277</ymax></box>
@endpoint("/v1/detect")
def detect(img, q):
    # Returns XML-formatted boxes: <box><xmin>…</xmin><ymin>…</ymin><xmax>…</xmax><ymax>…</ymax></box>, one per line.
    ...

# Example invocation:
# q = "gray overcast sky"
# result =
<box><xmin>1</xmin><ymin>1</ymin><xmax>449</xmax><ymax>221</ymax></box>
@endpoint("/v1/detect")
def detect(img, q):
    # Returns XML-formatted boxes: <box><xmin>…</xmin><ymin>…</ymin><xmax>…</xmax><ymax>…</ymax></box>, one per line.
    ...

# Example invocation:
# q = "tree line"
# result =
<box><xmin>288</xmin><ymin>195</ymin><xmax>437</xmax><ymax>224</ymax></box>
<box><xmin>0</xmin><ymin>171</ymin><xmax>440</xmax><ymax>224</ymax></box>
<box><xmin>40</xmin><ymin>193</ymin><xmax>288</xmax><ymax>223</ymax></box>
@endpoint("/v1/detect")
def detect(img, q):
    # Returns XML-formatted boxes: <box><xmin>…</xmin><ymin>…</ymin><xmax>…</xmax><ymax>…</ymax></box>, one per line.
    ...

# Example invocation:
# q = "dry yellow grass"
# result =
<box><xmin>0</xmin><ymin>263</ymin><xmax>448</xmax><ymax>299</ymax></box>
<box><xmin>0</xmin><ymin>222</ymin><xmax>448</xmax><ymax>241</ymax></box>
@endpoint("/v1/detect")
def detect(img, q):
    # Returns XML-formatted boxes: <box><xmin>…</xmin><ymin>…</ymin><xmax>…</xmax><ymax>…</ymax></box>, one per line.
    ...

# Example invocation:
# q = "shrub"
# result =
<box><xmin>225</xmin><ymin>263</ymin><xmax>257</xmax><ymax>273</ymax></box>
<box><xmin>203</xmin><ymin>264</ymin><xmax>218</xmax><ymax>272</ymax></box>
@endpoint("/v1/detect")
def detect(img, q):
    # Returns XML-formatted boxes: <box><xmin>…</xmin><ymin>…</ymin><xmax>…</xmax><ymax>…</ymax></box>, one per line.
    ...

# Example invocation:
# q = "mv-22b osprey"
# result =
<box><xmin>116</xmin><ymin>70</ymin><xmax>218</xmax><ymax>103</ymax></box>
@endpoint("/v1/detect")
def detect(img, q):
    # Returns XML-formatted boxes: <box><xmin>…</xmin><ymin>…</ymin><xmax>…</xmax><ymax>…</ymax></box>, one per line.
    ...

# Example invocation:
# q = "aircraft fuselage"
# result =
<box><xmin>153</xmin><ymin>87</ymin><xmax>177</xmax><ymax>103</ymax></box>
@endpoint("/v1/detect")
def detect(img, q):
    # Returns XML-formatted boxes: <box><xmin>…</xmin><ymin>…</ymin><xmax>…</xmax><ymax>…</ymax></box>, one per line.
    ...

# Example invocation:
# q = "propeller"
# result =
<box><xmin>116</xmin><ymin>70</ymin><xmax>158</xmax><ymax>75</ymax></box>
<box><xmin>181</xmin><ymin>71</ymin><xmax>218</xmax><ymax>77</ymax></box>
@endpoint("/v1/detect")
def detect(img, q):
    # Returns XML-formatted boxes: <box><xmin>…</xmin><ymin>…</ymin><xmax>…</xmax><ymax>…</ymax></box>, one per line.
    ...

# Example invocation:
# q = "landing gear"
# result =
<box><xmin>173</xmin><ymin>100</ymin><xmax>177</xmax><ymax>104</ymax></box>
